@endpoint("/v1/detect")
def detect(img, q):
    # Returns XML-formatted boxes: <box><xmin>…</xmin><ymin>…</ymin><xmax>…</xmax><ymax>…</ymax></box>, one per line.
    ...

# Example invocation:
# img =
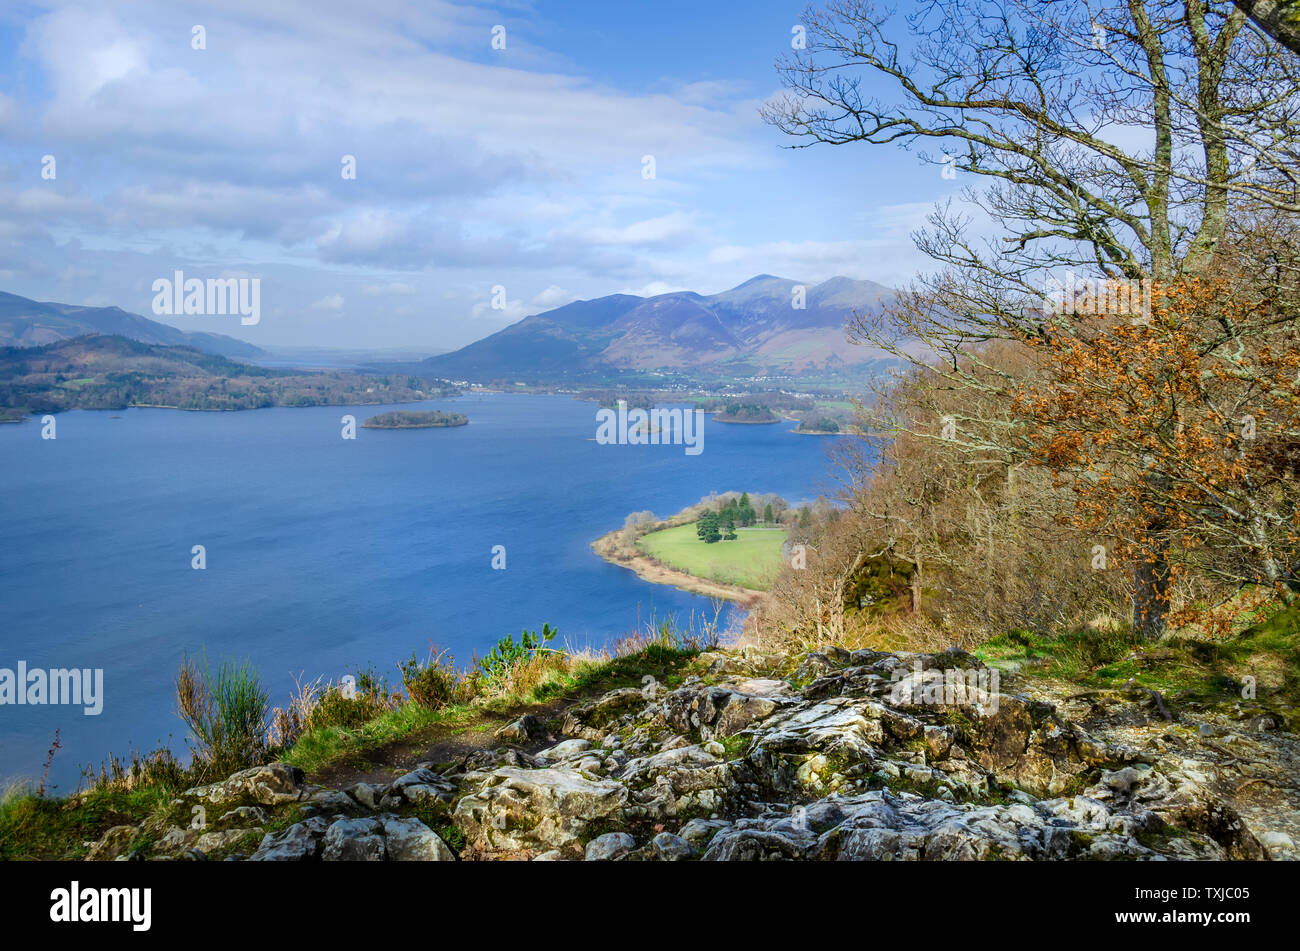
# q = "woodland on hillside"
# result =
<box><xmin>0</xmin><ymin>336</ymin><xmax>454</xmax><ymax>412</ymax></box>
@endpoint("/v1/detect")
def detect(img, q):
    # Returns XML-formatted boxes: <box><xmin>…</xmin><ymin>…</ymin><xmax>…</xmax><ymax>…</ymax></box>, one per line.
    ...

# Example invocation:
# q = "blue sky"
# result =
<box><xmin>0</xmin><ymin>0</ymin><xmax>966</xmax><ymax>350</ymax></box>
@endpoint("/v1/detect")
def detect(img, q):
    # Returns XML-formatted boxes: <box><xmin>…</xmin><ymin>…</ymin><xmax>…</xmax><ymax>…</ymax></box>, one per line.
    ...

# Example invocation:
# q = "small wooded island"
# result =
<box><xmin>711</xmin><ymin>402</ymin><xmax>779</xmax><ymax>423</ymax></box>
<box><xmin>361</xmin><ymin>410</ymin><xmax>468</xmax><ymax>429</ymax></box>
<box><xmin>794</xmin><ymin>416</ymin><xmax>848</xmax><ymax>434</ymax></box>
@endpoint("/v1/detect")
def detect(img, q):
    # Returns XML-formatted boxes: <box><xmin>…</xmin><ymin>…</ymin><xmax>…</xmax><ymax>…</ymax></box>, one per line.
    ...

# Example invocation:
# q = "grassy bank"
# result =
<box><xmin>636</xmin><ymin>523</ymin><xmax>787</xmax><ymax>591</ymax></box>
<box><xmin>282</xmin><ymin>634</ymin><xmax>700</xmax><ymax>778</ymax></box>
<box><xmin>971</xmin><ymin>606</ymin><xmax>1300</xmax><ymax>724</ymax></box>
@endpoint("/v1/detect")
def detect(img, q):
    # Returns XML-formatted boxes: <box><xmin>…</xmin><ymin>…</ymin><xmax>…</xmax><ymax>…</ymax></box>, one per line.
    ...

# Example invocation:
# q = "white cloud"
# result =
<box><xmin>361</xmin><ymin>282</ymin><xmax>419</xmax><ymax>296</ymax></box>
<box><xmin>310</xmin><ymin>294</ymin><xmax>345</xmax><ymax>311</ymax></box>
<box><xmin>530</xmin><ymin>285</ymin><xmax>574</xmax><ymax>308</ymax></box>
<box><xmin>614</xmin><ymin>280</ymin><xmax>690</xmax><ymax>298</ymax></box>
<box><xmin>572</xmin><ymin>211</ymin><xmax>699</xmax><ymax>248</ymax></box>
<box><xmin>702</xmin><ymin>239</ymin><xmax>921</xmax><ymax>289</ymax></box>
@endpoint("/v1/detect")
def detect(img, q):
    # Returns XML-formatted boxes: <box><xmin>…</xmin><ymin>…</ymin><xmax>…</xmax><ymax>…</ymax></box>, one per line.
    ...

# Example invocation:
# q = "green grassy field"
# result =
<box><xmin>636</xmin><ymin>522</ymin><xmax>788</xmax><ymax>590</ymax></box>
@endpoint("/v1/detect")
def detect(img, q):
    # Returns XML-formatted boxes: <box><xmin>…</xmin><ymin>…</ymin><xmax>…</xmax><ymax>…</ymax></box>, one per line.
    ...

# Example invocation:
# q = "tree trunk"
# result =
<box><xmin>910</xmin><ymin>555</ymin><xmax>922</xmax><ymax>614</ymax></box>
<box><xmin>1235</xmin><ymin>0</ymin><xmax>1300</xmax><ymax>56</ymax></box>
<box><xmin>1132</xmin><ymin>540</ymin><xmax>1170</xmax><ymax>639</ymax></box>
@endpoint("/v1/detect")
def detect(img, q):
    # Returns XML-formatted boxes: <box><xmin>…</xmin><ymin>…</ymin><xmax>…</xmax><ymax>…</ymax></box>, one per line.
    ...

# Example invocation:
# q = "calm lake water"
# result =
<box><xmin>0</xmin><ymin>393</ymin><xmax>844</xmax><ymax>789</ymax></box>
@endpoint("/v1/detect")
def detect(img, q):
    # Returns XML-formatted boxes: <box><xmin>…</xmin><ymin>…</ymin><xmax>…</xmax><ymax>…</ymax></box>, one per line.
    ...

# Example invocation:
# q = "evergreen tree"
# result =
<box><xmin>696</xmin><ymin>512</ymin><xmax>722</xmax><ymax>544</ymax></box>
<box><xmin>738</xmin><ymin>491</ymin><xmax>755</xmax><ymax>526</ymax></box>
<box><xmin>696</xmin><ymin>512</ymin><xmax>713</xmax><ymax>540</ymax></box>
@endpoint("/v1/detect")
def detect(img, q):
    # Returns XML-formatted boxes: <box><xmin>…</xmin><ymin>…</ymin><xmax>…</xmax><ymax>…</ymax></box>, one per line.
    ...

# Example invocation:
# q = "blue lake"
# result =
<box><xmin>0</xmin><ymin>393</ymin><xmax>844</xmax><ymax>789</ymax></box>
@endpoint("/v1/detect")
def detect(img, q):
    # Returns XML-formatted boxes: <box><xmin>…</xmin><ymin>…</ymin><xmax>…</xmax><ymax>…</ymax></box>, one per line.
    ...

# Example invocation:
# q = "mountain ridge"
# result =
<box><xmin>421</xmin><ymin>275</ymin><xmax>892</xmax><ymax>381</ymax></box>
<box><xmin>0</xmin><ymin>290</ymin><xmax>266</xmax><ymax>360</ymax></box>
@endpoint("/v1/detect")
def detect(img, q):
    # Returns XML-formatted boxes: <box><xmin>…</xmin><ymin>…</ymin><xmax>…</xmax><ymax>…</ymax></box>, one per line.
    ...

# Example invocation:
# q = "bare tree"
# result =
<box><xmin>765</xmin><ymin>0</ymin><xmax>1300</xmax><ymax>637</ymax></box>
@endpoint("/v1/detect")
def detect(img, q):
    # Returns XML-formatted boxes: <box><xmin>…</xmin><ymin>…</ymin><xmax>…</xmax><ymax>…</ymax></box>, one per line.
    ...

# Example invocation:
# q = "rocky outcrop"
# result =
<box><xmin>452</xmin><ymin>767</ymin><xmax>628</xmax><ymax>851</ymax></box>
<box><xmin>249</xmin><ymin>814</ymin><xmax>457</xmax><ymax>861</ymax></box>
<box><xmin>96</xmin><ymin>643</ymin><xmax>1295</xmax><ymax>862</ymax></box>
<box><xmin>86</xmin><ymin>825</ymin><xmax>140</xmax><ymax>861</ymax></box>
<box><xmin>184</xmin><ymin>763</ymin><xmax>307</xmax><ymax>806</ymax></box>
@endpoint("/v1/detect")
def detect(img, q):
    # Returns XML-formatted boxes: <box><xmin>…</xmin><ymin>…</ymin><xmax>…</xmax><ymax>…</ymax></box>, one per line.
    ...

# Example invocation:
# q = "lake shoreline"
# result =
<box><xmin>590</xmin><ymin>523</ymin><xmax>769</xmax><ymax>607</ymax></box>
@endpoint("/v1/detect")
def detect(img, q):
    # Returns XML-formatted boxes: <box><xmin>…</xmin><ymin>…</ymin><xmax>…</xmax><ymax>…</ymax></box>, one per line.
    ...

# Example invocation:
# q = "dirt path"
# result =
<box><xmin>308</xmin><ymin>696</ymin><xmax>576</xmax><ymax>790</ymax></box>
<box><xmin>308</xmin><ymin>647</ymin><xmax>701</xmax><ymax>792</ymax></box>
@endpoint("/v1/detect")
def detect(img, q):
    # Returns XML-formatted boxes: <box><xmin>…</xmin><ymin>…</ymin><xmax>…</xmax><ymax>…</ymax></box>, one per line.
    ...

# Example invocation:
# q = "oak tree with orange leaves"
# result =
<box><xmin>1015</xmin><ymin>277</ymin><xmax>1300</xmax><ymax>634</ymax></box>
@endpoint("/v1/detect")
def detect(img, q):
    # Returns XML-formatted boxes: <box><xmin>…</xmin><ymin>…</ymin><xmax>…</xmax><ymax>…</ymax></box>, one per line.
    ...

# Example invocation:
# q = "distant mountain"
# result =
<box><xmin>420</xmin><ymin>275</ymin><xmax>893</xmax><ymax>381</ymax></box>
<box><xmin>0</xmin><ymin>291</ymin><xmax>266</xmax><ymax>360</ymax></box>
